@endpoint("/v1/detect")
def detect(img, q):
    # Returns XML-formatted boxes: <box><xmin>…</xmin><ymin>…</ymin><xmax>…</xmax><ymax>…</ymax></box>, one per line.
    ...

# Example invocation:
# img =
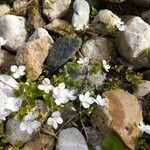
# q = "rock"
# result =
<box><xmin>0</xmin><ymin>4</ymin><xmax>11</xmax><ymax>16</ymax></box>
<box><xmin>72</xmin><ymin>0</ymin><xmax>90</xmax><ymax>30</ymax></box>
<box><xmin>6</xmin><ymin>118</ymin><xmax>31</xmax><ymax>146</ymax></box>
<box><xmin>133</xmin><ymin>0</ymin><xmax>150</xmax><ymax>8</ymax></box>
<box><xmin>43</xmin><ymin>0</ymin><xmax>71</xmax><ymax>21</ymax></box>
<box><xmin>81</xmin><ymin>37</ymin><xmax>113</xmax><ymax>64</ymax></box>
<box><xmin>91</xmin><ymin>89</ymin><xmax>143</xmax><ymax>150</ymax></box>
<box><xmin>86</xmin><ymin>0</ymin><xmax>101</xmax><ymax>7</ymax></box>
<box><xmin>28</xmin><ymin>28</ymin><xmax>53</xmax><ymax>42</ymax></box>
<box><xmin>141</xmin><ymin>10</ymin><xmax>150</xmax><ymax>25</ymax></box>
<box><xmin>0</xmin><ymin>49</ymin><xmax>16</xmax><ymax>72</ymax></box>
<box><xmin>23</xmin><ymin>133</ymin><xmax>55</xmax><ymax>150</ymax></box>
<box><xmin>106</xmin><ymin>0</ymin><xmax>125</xmax><ymax>3</ymax></box>
<box><xmin>27</xmin><ymin>8</ymin><xmax>45</xmax><ymax>29</ymax></box>
<box><xmin>143</xmin><ymin>70</ymin><xmax>150</xmax><ymax>80</ymax></box>
<box><xmin>44</xmin><ymin>19</ymin><xmax>71</xmax><ymax>35</ymax></box>
<box><xmin>0</xmin><ymin>15</ymin><xmax>27</xmax><ymax>52</ymax></box>
<box><xmin>56</xmin><ymin>128</ymin><xmax>89</xmax><ymax>150</ymax></box>
<box><xmin>16</xmin><ymin>37</ymin><xmax>53</xmax><ymax>80</ymax></box>
<box><xmin>13</xmin><ymin>0</ymin><xmax>28</xmax><ymax>14</ymax></box>
<box><xmin>118</xmin><ymin>17</ymin><xmax>150</xmax><ymax>69</ymax></box>
<box><xmin>85</xmin><ymin>127</ymin><xmax>102</xmax><ymax>150</ymax></box>
<box><xmin>136</xmin><ymin>80</ymin><xmax>150</xmax><ymax>97</ymax></box>
<box><xmin>46</xmin><ymin>36</ymin><xmax>82</xmax><ymax>71</ymax></box>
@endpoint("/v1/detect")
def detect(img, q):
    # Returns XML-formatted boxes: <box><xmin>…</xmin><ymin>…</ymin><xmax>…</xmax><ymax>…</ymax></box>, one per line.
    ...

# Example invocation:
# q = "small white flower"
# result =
<box><xmin>95</xmin><ymin>95</ymin><xmax>108</xmax><ymax>106</ymax></box>
<box><xmin>77</xmin><ymin>57</ymin><xmax>89</xmax><ymax>66</ymax></box>
<box><xmin>11</xmin><ymin>65</ymin><xmax>26</xmax><ymax>79</ymax></box>
<box><xmin>47</xmin><ymin>111</ymin><xmax>63</xmax><ymax>129</ymax></box>
<box><xmin>0</xmin><ymin>37</ymin><xmax>7</xmax><ymax>47</ymax></box>
<box><xmin>79</xmin><ymin>91</ymin><xmax>94</xmax><ymax>108</ymax></box>
<box><xmin>66</xmin><ymin>89</ymin><xmax>77</xmax><ymax>101</ymax></box>
<box><xmin>116</xmin><ymin>20</ymin><xmax>127</xmax><ymax>31</ymax></box>
<box><xmin>20</xmin><ymin>114</ymin><xmax>41</xmax><ymax>134</ymax></box>
<box><xmin>102</xmin><ymin>60</ymin><xmax>110</xmax><ymax>72</ymax></box>
<box><xmin>138</xmin><ymin>121</ymin><xmax>150</xmax><ymax>135</ymax></box>
<box><xmin>38</xmin><ymin>78</ymin><xmax>54</xmax><ymax>94</ymax></box>
<box><xmin>53</xmin><ymin>83</ymin><xmax>69</xmax><ymax>105</ymax></box>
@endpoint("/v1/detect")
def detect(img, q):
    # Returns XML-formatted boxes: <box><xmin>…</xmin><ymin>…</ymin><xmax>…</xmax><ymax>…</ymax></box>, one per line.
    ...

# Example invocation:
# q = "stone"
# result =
<box><xmin>23</xmin><ymin>133</ymin><xmax>55</xmax><ymax>150</ymax></box>
<box><xmin>86</xmin><ymin>0</ymin><xmax>101</xmax><ymax>7</ymax></box>
<box><xmin>28</xmin><ymin>28</ymin><xmax>53</xmax><ymax>42</ymax></box>
<box><xmin>141</xmin><ymin>10</ymin><xmax>150</xmax><ymax>25</ymax></box>
<box><xmin>106</xmin><ymin>0</ymin><xmax>125</xmax><ymax>3</ymax></box>
<box><xmin>81</xmin><ymin>37</ymin><xmax>113</xmax><ymax>64</ymax></box>
<box><xmin>133</xmin><ymin>0</ymin><xmax>150</xmax><ymax>8</ymax></box>
<box><xmin>0</xmin><ymin>4</ymin><xmax>11</xmax><ymax>16</ymax></box>
<box><xmin>136</xmin><ymin>80</ymin><xmax>150</xmax><ymax>97</ymax></box>
<box><xmin>43</xmin><ymin>0</ymin><xmax>71</xmax><ymax>21</ymax></box>
<box><xmin>0</xmin><ymin>15</ymin><xmax>27</xmax><ymax>52</ymax></box>
<box><xmin>46</xmin><ymin>36</ymin><xmax>82</xmax><ymax>71</ymax></box>
<box><xmin>56</xmin><ymin>128</ymin><xmax>89</xmax><ymax>150</ymax></box>
<box><xmin>0</xmin><ymin>49</ymin><xmax>16</xmax><ymax>72</ymax></box>
<box><xmin>91</xmin><ymin>89</ymin><xmax>143</xmax><ymax>150</ymax></box>
<box><xmin>143</xmin><ymin>70</ymin><xmax>150</xmax><ymax>80</ymax></box>
<box><xmin>44</xmin><ymin>19</ymin><xmax>71</xmax><ymax>35</ymax></box>
<box><xmin>85</xmin><ymin>127</ymin><xmax>102</xmax><ymax>150</ymax></box>
<box><xmin>72</xmin><ymin>0</ymin><xmax>90</xmax><ymax>30</ymax></box>
<box><xmin>6</xmin><ymin>118</ymin><xmax>31</xmax><ymax>146</ymax></box>
<box><xmin>117</xmin><ymin>17</ymin><xmax>150</xmax><ymax>69</ymax></box>
<box><xmin>13</xmin><ymin>0</ymin><xmax>28</xmax><ymax>13</ymax></box>
<box><xmin>16</xmin><ymin>37</ymin><xmax>53</xmax><ymax>81</ymax></box>
<box><xmin>27</xmin><ymin>8</ymin><xmax>45</xmax><ymax>29</ymax></box>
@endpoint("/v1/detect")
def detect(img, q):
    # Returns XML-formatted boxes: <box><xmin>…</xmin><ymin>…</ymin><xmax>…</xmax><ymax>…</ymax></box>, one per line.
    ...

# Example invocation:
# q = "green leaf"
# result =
<box><xmin>91</xmin><ymin>7</ymin><xmax>98</xmax><ymax>16</ymax></box>
<box><xmin>101</xmin><ymin>136</ymin><xmax>123</xmax><ymax>150</ymax></box>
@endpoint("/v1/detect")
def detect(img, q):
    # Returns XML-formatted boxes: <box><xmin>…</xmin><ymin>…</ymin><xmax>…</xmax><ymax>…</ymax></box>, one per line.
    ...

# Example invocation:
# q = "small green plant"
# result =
<box><xmin>91</xmin><ymin>7</ymin><xmax>98</xmax><ymax>17</ymax></box>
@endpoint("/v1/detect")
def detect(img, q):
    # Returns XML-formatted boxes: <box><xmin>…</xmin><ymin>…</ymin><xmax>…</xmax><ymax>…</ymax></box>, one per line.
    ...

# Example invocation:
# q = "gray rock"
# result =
<box><xmin>0</xmin><ymin>4</ymin><xmax>11</xmax><ymax>16</ymax></box>
<box><xmin>0</xmin><ymin>15</ymin><xmax>27</xmax><ymax>52</ymax></box>
<box><xmin>43</xmin><ymin>0</ymin><xmax>71</xmax><ymax>21</ymax></box>
<box><xmin>56</xmin><ymin>128</ymin><xmax>89</xmax><ymax>150</ymax></box>
<box><xmin>81</xmin><ymin>37</ymin><xmax>113</xmax><ymax>64</ymax></box>
<box><xmin>86</xmin><ymin>127</ymin><xmax>102</xmax><ymax>150</ymax></box>
<box><xmin>72</xmin><ymin>0</ymin><xmax>90</xmax><ymax>30</ymax></box>
<box><xmin>6</xmin><ymin>118</ymin><xmax>31</xmax><ymax>146</ymax></box>
<box><xmin>141</xmin><ymin>10</ymin><xmax>150</xmax><ymax>25</ymax></box>
<box><xmin>136</xmin><ymin>80</ymin><xmax>150</xmax><ymax>97</ymax></box>
<box><xmin>133</xmin><ymin>0</ymin><xmax>150</xmax><ymax>8</ymax></box>
<box><xmin>28</xmin><ymin>28</ymin><xmax>53</xmax><ymax>42</ymax></box>
<box><xmin>86</xmin><ymin>0</ymin><xmax>101</xmax><ymax>7</ymax></box>
<box><xmin>0</xmin><ymin>49</ymin><xmax>16</xmax><ymax>72</ymax></box>
<box><xmin>46</xmin><ymin>36</ymin><xmax>82</xmax><ymax>71</ymax></box>
<box><xmin>143</xmin><ymin>70</ymin><xmax>150</xmax><ymax>80</ymax></box>
<box><xmin>118</xmin><ymin>17</ymin><xmax>150</xmax><ymax>69</ymax></box>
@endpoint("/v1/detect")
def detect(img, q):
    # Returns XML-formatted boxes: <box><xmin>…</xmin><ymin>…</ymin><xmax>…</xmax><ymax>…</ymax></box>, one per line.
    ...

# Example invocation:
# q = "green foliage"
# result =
<box><xmin>146</xmin><ymin>48</ymin><xmax>150</xmax><ymax>62</ymax></box>
<box><xmin>101</xmin><ymin>136</ymin><xmax>124</xmax><ymax>150</ymax></box>
<box><xmin>91</xmin><ymin>7</ymin><xmax>98</xmax><ymax>17</ymax></box>
<box><xmin>136</xmin><ymin>139</ymin><xmax>150</xmax><ymax>150</ymax></box>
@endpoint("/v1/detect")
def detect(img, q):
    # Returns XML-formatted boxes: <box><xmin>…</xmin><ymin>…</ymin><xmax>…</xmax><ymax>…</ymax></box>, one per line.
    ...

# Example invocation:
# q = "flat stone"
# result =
<box><xmin>46</xmin><ymin>36</ymin><xmax>82</xmax><ymax>71</ymax></box>
<box><xmin>6</xmin><ymin>118</ymin><xmax>31</xmax><ymax>146</ymax></box>
<box><xmin>0</xmin><ymin>4</ymin><xmax>11</xmax><ymax>16</ymax></box>
<box><xmin>136</xmin><ymin>80</ymin><xmax>150</xmax><ymax>97</ymax></box>
<box><xmin>91</xmin><ymin>89</ymin><xmax>143</xmax><ymax>150</ymax></box>
<box><xmin>56</xmin><ymin>128</ymin><xmax>89</xmax><ymax>150</ymax></box>
<box><xmin>43</xmin><ymin>0</ymin><xmax>71</xmax><ymax>21</ymax></box>
<box><xmin>117</xmin><ymin>17</ymin><xmax>150</xmax><ymax>69</ymax></box>
<box><xmin>0</xmin><ymin>15</ymin><xmax>27</xmax><ymax>52</ymax></box>
<box><xmin>72</xmin><ymin>0</ymin><xmax>90</xmax><ymax>30</ymax></box>
<box><xmin>16</xmin><ymin>37</ymin><xmax>53</xmax><ymax>80</ymax></box>
<box><xmin>23</xmin><ymin>133</ymin><xmax>55</xmax><ymax>150</ymax></box>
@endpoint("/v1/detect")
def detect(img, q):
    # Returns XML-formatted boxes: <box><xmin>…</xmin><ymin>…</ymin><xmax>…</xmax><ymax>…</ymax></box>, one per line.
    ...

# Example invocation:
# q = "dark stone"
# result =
<box><xmin>46</xmin><ymin>37</ymin><xmax>82</xmax><ymax>71</ymax></box>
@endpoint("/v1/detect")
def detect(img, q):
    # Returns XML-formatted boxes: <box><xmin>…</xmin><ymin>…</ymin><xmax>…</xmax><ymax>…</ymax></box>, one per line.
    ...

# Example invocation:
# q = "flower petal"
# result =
<box><xmin>56</xmin><ymin>117</ymin><xmax>63</xmax><ymax>124</ymax></box>
<box><xmin>10</xmin><ymin>65</ymin><xmax>17</xmax><ymax>72</ymax></box>
<box><xmin>38</xmin><ymin>85</ymin><xmax>45</xmax><ymax>91</ymax></box>
<box><xmin>20</xmin><ymin>122</ymin><xmax>27</xmax><ymax>131</ymax></box>
<box><xmin>58</xmin><ymin>83</ymin><xmax>65</xmax><ymax>89</ymax></box>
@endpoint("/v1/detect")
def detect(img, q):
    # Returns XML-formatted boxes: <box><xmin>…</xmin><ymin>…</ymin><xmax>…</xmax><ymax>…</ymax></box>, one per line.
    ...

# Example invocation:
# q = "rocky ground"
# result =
<box><xmin>0</xmin><ymin>0</ymin><xmax>150</xmax><ymax>150</ymax></box>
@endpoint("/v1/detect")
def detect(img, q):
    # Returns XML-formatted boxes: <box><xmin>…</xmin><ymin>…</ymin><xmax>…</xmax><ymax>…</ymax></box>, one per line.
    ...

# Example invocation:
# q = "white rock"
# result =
<box><xmin>56</xmin><ymin>128</ymin><xmax>89</xmax><ymax>150</ymax></box>
<box><xmin>43</xmin><ymin>0</ymin><xmax>71</xmax><ymax>21</ymax></box>
<box><xmin>0</xmin><ymin>4</ymin><xmax>11</xmax><ymax>16</ymax></box>
<box><xmin>72</xmin><ymin>0</ymin><xmax>90</xmax><ymax>30</ymax></box>
<box><xmin>0</xmin><ymin>15</ymin><xmax>27</xmax><ymax>52</ymax></box>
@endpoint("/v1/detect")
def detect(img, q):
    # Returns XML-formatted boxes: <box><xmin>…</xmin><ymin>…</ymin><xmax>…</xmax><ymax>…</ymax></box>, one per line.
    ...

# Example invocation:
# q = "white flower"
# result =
<box><xmin>77</xmin><ymin>57</ymin><xmax>89</xmax><ymax>66</ymax></box>
<box><xmin>66</xmin><ymin>89</ymin><xmax>77</xmax><ymax>101</ymax></box>
<box><xmin>116</xmin><ymin>20</ymin><xmax>127</xmax><ymax>31</ymax></box>
<box><xmin>79</xmin><ymin>91</ymin><xmax>94</xmax><ymax>108</ymax></box>
<box><xmin>0</xmin><ymin>37</ymin><xmax>7</xmax><ymax>47</ymax></box>
<box><xmin>20</xmin><ymin>114</ymin><xmax>41</xmax><ymax>134</ymax></box>
<box><xmin>95</xmin><ymin>95</ymin><xmax>108</xmax><ymax>106</ymax></box>
<box><xmin>38</xmin><ymin>78</ymin><xmax>54</xmax><ymax>93</ymax></box>
<box><xmin>102</xmin><ymin>60</ymin><xmax>110</xmax><ymax>72</ymax></box>
<box><xmin>11</xmin><ymin>65</ymin><xmax>26</xmax><ymax>79</ymax></box>
<box><xmin>138</xmin><ymin>121</ymin><xmax>150</xmax><ymax>135</ymax></box>
<box><xmin>53</xmin><ymin>83</ymin><xmax>69</xmax><ymax>105</ymax></box>
<box><xmin>47</xmin><ymin>111</ymin><xmax>63</xmax><ymax>129</ymax></box>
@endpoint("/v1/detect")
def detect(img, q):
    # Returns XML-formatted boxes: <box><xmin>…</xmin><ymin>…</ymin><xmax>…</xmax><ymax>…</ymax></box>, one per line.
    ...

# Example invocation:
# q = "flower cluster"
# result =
<box><xmin>138</xmin><ymin>121</ymin><xmax>150</xmax><ymax>135</ymax></box>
